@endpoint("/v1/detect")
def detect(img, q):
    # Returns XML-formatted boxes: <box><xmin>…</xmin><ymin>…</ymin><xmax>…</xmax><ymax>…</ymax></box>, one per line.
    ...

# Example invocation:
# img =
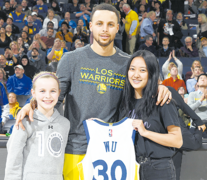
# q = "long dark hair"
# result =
<box><xmin>121</xmin><ymin>50</ymin><xmax>159</xmax><ymax>121</ymax></box>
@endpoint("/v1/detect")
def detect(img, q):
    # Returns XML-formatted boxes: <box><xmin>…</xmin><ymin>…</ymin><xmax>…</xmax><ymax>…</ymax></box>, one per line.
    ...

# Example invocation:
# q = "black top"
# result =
<box><xmin>68</xmin><ymin>4</ymin><xmax>80</xmax><ymax>14</ymax></box>
<box><xmin>134</xmin><ymin>99</ymin><xmax>180</xmax><ymax>159</ymax></box>
<box><xmin>0</xmin><ymin>11</ymin><xmax>7</xmax><ymax>22</ymax></box>
<box><xmin>158</xmin><ymin>19</ymin><xmax>183</xmax><ymax>48</ymax></box>
<box><xmin>3</xmin><ymin>65</ymin><xmax>14</xmax><ymax>79</ymax></box>
<box><xmin>0</xmin><ymin>36</ymin><xmax>11</xmax><ymax>48</ymax></box>
<box><xmin>138</xmin><ymin>43</ymin><xmax>157</xmax><ymax>56</ymax></box>
<box><xmin>11</xmin><ymin>24</ymin><xmax>20</xmax><ymax>34</ymax></box>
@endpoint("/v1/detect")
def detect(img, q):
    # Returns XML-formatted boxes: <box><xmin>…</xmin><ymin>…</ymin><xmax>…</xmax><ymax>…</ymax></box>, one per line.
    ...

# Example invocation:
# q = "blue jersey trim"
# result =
<box><xmin>132</xmin><ymin>130</ymin><xmax>136</xmax><ymax>144</ymax></box>
<box><xmin>93</xmin><ymin>117</ymin><xmax>128</xmax><ymax>126</ymax></box>
<box><xmin>83</xmin><ymin>120</ymin><xmax>90</xmax><ymax>144</ymax></box>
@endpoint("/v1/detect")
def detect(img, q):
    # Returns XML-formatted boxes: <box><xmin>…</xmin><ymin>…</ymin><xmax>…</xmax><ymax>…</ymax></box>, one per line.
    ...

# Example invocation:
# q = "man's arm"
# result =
<box><xmin>47</xmin><ymin>48</ymin><xmax>55</xmax><ymax>60</ymax></box>
<box><xmin>76</xmin><ymin>12</ymin><xmax>84</xmax><ymax>17</ymax></box>
<box><xmin>6</xmin><ymin>78</ymin><xmax>13</xmax><ymax>93</ymax></box>
<box><xmin>129</xmin><ymin>20</ymin><xmax>138</xmax><ymax>36</ymax></box>
<box><xmin>55</xmin><ymin>53</ymin><xmax>72</xmax><ymax>108</ymax></box>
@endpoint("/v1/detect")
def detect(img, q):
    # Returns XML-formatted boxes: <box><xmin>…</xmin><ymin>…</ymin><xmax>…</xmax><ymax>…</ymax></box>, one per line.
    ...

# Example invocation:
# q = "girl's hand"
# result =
<box><xmin>132</xmin><ymin>119</ymin><xmax>148</xmax><ymax>137</ymax></box>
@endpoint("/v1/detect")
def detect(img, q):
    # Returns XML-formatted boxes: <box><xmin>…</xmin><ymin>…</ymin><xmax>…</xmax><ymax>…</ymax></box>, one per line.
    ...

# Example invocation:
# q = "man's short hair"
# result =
<box><xmin>32</xmin><ymin>47</ymin><xmax>39</xmax><ymax>52</ymax></box>
<box><xmin>144</xmin><ymin>35</ymin><xmax>153</xmax><ymax>42</ymax></box>
<box><xmin>47</xmin><ymin>28</ymin><xmax>54</xmax><ymax>32</ymax></box>
<box><xmin>162</xmin><ymin>37</ymin><xmax>169</xmax><ymax>41</ymax></box>
<box><xmin>47</xmin><ymin>21</ymin><xmax>54</xmax><ymax>26</ymax></box>
<box><xmin>185</xmin><ymin>36</ymin><xmax>192</xmax><ymax>42</ymax></box>
<box><xmin>91</xmin><ymin>3</ymin><xmax>120</xmax><ymax>22</ymax></box>
<box><xmin>16</xmin><ymin>4</ymin><xmax>22</xmax><ymax>8</ymax></box>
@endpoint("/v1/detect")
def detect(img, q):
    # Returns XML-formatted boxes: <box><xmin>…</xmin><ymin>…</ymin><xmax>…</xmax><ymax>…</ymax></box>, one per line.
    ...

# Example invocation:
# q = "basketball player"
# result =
<box><xmin>16</xmin><ymin>4</ymin><xmax>172</xmax><ymax>180</ymax></box>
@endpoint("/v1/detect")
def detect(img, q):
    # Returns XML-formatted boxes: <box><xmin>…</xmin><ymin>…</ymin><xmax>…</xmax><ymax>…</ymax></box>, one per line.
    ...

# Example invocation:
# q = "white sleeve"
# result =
<box><xmin>162</xmin><ymin>60</ymin><xmax>170</xmax><ymax>79</ymax></box>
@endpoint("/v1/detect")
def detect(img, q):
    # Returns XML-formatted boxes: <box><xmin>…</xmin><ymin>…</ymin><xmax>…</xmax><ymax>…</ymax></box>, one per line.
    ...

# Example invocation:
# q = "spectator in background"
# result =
<box><xmin>32</xmin><ymin>6</ymin><xmax>44</xmax><ymax>23</ymax></box>
<box><xmin>25</xmin><ymin>15</ymin><xmax>39</xmax><ymax>35</ymax></box>
<box><xmin>140</xmin><ymin>11</ymin><xmax>156</xmax><ymax>43</ymax></box>
<box><xmin>0</xmin><ymin>55</ymin><xmax>14</xmax><ymax>78</ymax></box>
<box><xmin>75</xmin><ymin>4</ymin><xmax>91</xmax><ymax>27</ymax></box>
<box><xmin>27</xmin><ymin>40</ymin><xmax>46</xmax><ymax>68</ymax></box>
<box><xmin>186</xmin><ymin>66</ymin><xmax>201</xmax><ymax>93</ymax></box>
<box><xmin>178</xmin><ymin>86</ymin><xmax>188</xmax><ymax>104</ymax></box>
<box><xmin>139</xmin><ymin>0</ymin><xmax>150</xmax><ymax>12</ymax></box>
<box><xmin>199</xmin><ymin>36</ymin><xmax>207</xmax><ymax>57</ymax></box>
<box><xmin>17</xmin><ymin>37</ymin><xmax>27</xmax><ymax>54</ymax></box>
<box><xmin>0</xmin><ymin>27</ymin><xmax>11</xmax><ymax>48</ymax></box>
<box><xmin>162</xmin><ymin>66</ymin><xmax>187</xmax><ymax>91</ymax></box>
<box><xmin>28</xmin><ymin>48</ymin><xmax>45</xmax><ymax>72</ymax></box>
<box><xmin>162</xmin><ymin>50</ymin><xmax>183</xmax><ymax>80</ymax></box>
<box><xmin>4</xmin><ymin>44</ymin><xmax>19</xmax><ymax>66</ymax></box>
<box><xmin>7</xmin><ymin>64</ymin><xmax>32</xmax><ymax>96</ymax></box>
<box><xmin>5</xmin><ymin>17</ymin><xmax>20</xmax><ymax>34</ymax></box>
<box><xmin>180</xmin><ymin>36</ymin><xmax>199</xmax><ymax>57</ymax></box>
<box><xmin>118</xmin><ymin>1</ymin><xmax>125</xmax><ymax>19</ymax></box>
<box><xmin>184</xmin><ymin>0</ymin><xmax>198</xmax><ymax>15</ymax></box>
<box><xmin>1</xmin><ymin>92</ymin><xmax>21</xmax><ymax>127</ymax></box>
<box><xmin>138</xmin><ymin>35</ymin><xmax>157</xmax><ymax>56</ymax></box>
<box><xmin>9</xmin><ymin>4</ymin><xmax>26</xmax><ymax>23</ymax></box>
<box><xmin>123</xmin><ymin>4</ymin><xmax>139</xmax><ymax>55</ymax></box>
<box><xmin>35</xmin><ymin>0</ymin><xmax>48</xmax><ymax>13</ymax></box>
<box><xmin>185</xmin><ymin>60</ymin><xmax>202</xmax><ymax>81</ymax></box>
<box><xmin>40</xmin><ymin>28</ymin><xmax>55</xmax><ymax>49</ymax></box>
<box><xmin>137</xmin><ymin>5</ymin><xmax>146</xmax><ymax>19</ymax></box>
<box><xmin>188</xmin><ymin>73</ymin><xmax>207</xmax><ymax>137</ymax></box>
<box><xmin>0</xmin><ymin>18</ymin><xmax>5</xmax><ymax>28</ymax></box>
<box><xmin>39</xmin><ymin>21</ymin><xmax>57</xmax><ymax>38</ymax></box>
<box><xmin>74</xmin><ymin>19</ymin><xmax>89</xmax><ymax>35</ymax></box>
<box><xmin>153</xmin><ymin>1</ymin><xmax>164</xmax><ymax>19</ymax></box>
<box><xmin>158</xmin><ymin>37</ymin><xmax>175</xmax><ymax>57</ymax></box>
<box><xmin>74</xmin><ymin>39</ymin><xmax>84</xmax><ymax>49</ymax></box>
<box><xmin>139</xmin><ymin>12</ymin><xmax>147</xmax><ymax>26</ymax></box>
<box><xmin>68</xmin><ymin>0</ymin><xmax>80</xmax><ymax>14</ymax></box>
<box><xmin>20</xmin><ymin>31</ymin><xmax>32</xmax><ymax>49</ymax></box>
<box><xmin>43</xmin><ymin>9</ymin><xmax>58</xmax><ymax>30</ymax></box>
<box><xmin>195</xmin><ymin>0</ymin><xmax>204</xmax><ymax>8</ymax></box>
<box><xmin>85</xmin><ymin>0</ymin><xmax>94</xmax><ymax>11</ymax></box>
<box><xmin>3</xmin><ymin>1</ymin><xmax>13</xmax><ymax>17</ymax></box>
<box><xmin>10</xmin><ymin>41</ymin><xmax>25</xmax><ymax>59</ymax></box>
<box><xmin>47</xmin><ymin>38</ymin><xmax>68</xmax><ymax>62</ymax></box>
<box><xmin>61</xmin><ymin>40</ymin><xmax>68</xmax><ymax>51</ymax></box>
<box><xmin>198</xmin><ymin>1</ymin><xmax>207</xmax><ymax>14</ymax></box>
<box><xmin>157</xmin><ymin>9</ymin><xmax>183</xmax><ymax>49</ymax></box>
<box><xmin>196</xmin><ymin>14</ymin><xmax>207</xmax><ymax>48</ymax></box>
<box><xmin>5</xmin><ymin>24</ymin><xmax>17</xmax><ymax>41</ymax></box>
<box><xmin>10</xmin><ymin>0</ymin><xmax>17</xmax><ymax>11</ymax></box>
<box><xmin>114</xmin><ymin>11</ymin><xmax>125</xmax><ymax>50</ymax></box>
<box><xmin>0</xmin><ymin>68</ymin><xmax>7</xmax><ymax>86</ymax></box>
<box><xmin>176</xmin><ymin>12</ymin><xmax>188</xmax><ymax>30</ymax></box>
<box><xmin>51</xmin><ymin>0</ymin><xmax>60</xmax><ymax>14</ymax></box>
<box><xmin>56</xmin><ymin>22</ymin><xmax>73</xmax><ymax>43</ymax></box>
<box><xmin>21</xmin><ymin>0</ymin><xmax>32</xmax><ymax>16</ymax></box>
<box><xmin>72</xmin><ymin>25</ymin><xmax>88</xmax><ymax>44</ymax></box>
<box><xmin>20</xmin><ymin>54</ymin><xmax>37</xmax><ymax>79</ymax></box>
<box><xmin>59</xmin><ymin>12</ymin><xmax>77</xmax><ymax>29</ymax></box>
<box><xmin>31</xmin><ymin>12</ymin><xmax>42</xmax><ymax>30</ymax></box>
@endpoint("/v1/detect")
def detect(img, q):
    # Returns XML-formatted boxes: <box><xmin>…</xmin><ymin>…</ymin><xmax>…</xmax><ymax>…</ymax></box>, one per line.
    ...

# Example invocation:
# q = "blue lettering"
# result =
<box><xmin>111</xmin><ymin>160</ymin><xmax>127</xmax><ymax>180</ymax></box>
<box><xmin>104</xmin><ymin>141</ymin><xmax>110</xmax><ymax>152</ymax></box>
<box><xmin>111</xmin><ymin>141</ymin><xmax>117</xmax><ymax>152</ymax></box>
<box><xmin>92</xmin><ymin>160</ymin><xmax>108</xmax><ymax>180</ymax></box>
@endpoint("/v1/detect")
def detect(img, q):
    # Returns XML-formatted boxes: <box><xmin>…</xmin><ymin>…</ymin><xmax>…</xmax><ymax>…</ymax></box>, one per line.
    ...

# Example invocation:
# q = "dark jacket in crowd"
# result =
<box><xmin>6</xmin><ymin>34</ymin><xmax>17</xmax><ymax>42</ymax></box>
<box><xmin>4</xmin><ymin>24</ymin><xmax>20</xmax><ymax>34</ymax></box>
<box><xmin>0</xmin><ymin>11</ymin><xmax>7</xmax><ymax>22</ymax></box>
<box><xmin>158</xmin><ymin>46</ymin><xmax>175</xmax><ymax>57</ymax></box>
<box><xmin>20</xmin><ymin>55</ymin><xmax>38</xmax><ymax>80</ymax></box>
<box><xmin>171</xmin><ymin>0</ymin><xmax>185</xmax><ymax>14</ymax></box>
<box><xmin>179</xmin><ymin>46</ymin><xmax>199</xmax><ymax>57</ymax></box>
<box><xmin>158</xmin><ymin>19</ymin><xmax>183</xmax><ymax>49</ymax></box>
<box><xmin>138</xmin><ymin>43</ymin><xmax>157</xmax><ymax>56</ymax></box>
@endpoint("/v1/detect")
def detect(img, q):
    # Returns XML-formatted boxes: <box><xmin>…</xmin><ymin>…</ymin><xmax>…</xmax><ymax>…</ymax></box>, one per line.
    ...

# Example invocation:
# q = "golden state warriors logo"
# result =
<box><xmin>97</xmin><ymin>83</ymin><xmax>107</xmax><ymax>94</ymax></box>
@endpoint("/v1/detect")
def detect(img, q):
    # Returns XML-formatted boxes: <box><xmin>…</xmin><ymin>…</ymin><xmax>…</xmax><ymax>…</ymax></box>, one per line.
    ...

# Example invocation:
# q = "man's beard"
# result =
<box><xmin>93</xmin><ymin>35</ymin><xmax>113</xmax><ymax>47</ymax></box>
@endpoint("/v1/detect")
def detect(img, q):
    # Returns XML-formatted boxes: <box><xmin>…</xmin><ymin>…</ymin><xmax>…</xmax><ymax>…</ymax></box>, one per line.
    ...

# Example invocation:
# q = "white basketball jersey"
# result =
<box><xmin>78</xmin><ymin>117</ymin><xmax>140</xmax><ymax>180</ymax></box>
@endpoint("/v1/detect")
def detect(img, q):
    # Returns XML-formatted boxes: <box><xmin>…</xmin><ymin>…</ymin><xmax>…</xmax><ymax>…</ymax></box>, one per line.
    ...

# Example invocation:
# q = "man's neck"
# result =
<box><xmin>199</xmin><ymin>86</ymin><xmax>207</xmax><ymax>93</ymax></box>
<box><xmin>171</xmin><ymin>75</ymin><xmax>177</xmax><ymax>80</ymax></box>
<box><xmin>47</xmin><ymin>36</ymin><xmax>52</xmax><ymax>39</ymax></box>
<box><xmin>9</xmin><ymin>103</ymin><xmax>16</xmax><ymax>108</ymax></box>
<box><xmin>6</xmin><ymin>32</ymin><xmax>12</xmax><ymax>36</ymax></box>
<box><xmin>0</xmin><ymin>64</ymin><xmax>6</xmax><ymax>68</ymax></box>
<box><xmin>91</xmin><ymin>40</ymin><xmax>116</xmax><ymax>57</ymax></box>
<box><xmin>145</xmin><ymin>43</ymin><xmax>150</xmax><ymax>47</ymax></box>
<box><xmin>163</xmin><ymin>45</ymin><xmax>168</xmax><ymax>49</ymax></box>
<box><xmin>17</xmin><ymin>75</ymin><xmax>23</xmax><ymax>79</ymax></box>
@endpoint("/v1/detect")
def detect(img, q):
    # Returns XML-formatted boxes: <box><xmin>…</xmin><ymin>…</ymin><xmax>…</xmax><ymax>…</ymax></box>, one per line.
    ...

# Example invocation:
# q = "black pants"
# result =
<box><xmin>140</xmin><ymin>158</ymin><xmax>176</xmax><ymax>180</ymax></box>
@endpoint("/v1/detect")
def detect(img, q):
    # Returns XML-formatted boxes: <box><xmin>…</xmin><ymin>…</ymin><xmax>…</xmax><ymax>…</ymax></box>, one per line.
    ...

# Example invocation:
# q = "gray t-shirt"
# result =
<box><xmin>56</xmin><ymin>45</ymin><xmax>130</xmax><ymax>154</ymax></box>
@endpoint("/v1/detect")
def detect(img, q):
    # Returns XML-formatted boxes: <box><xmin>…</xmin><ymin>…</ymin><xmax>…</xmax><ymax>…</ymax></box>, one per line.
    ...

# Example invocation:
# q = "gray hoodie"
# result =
<box><xmin>4</xmin><ymin>109</ymin><xmax>70</xmax><ymax>180</ymax></box>
<box><xmin>29</xmin><ymin>57</ymin><xmax>45</xmax><ymax>72</ymax></box>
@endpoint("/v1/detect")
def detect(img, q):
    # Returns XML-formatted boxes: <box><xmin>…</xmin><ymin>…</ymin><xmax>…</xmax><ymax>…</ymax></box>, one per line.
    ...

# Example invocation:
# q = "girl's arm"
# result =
<box><xmin>4</xmin><ymin>121</ymin><xmax>28</xmax><ymax>180</ymax></box>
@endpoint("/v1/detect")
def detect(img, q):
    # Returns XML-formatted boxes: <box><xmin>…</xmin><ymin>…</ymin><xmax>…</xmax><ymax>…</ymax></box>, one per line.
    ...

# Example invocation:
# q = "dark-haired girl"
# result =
<box><xmin>121</xmin><ymin>50</ymin><xmax>183</xmax><ymax>180</ymax></box>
